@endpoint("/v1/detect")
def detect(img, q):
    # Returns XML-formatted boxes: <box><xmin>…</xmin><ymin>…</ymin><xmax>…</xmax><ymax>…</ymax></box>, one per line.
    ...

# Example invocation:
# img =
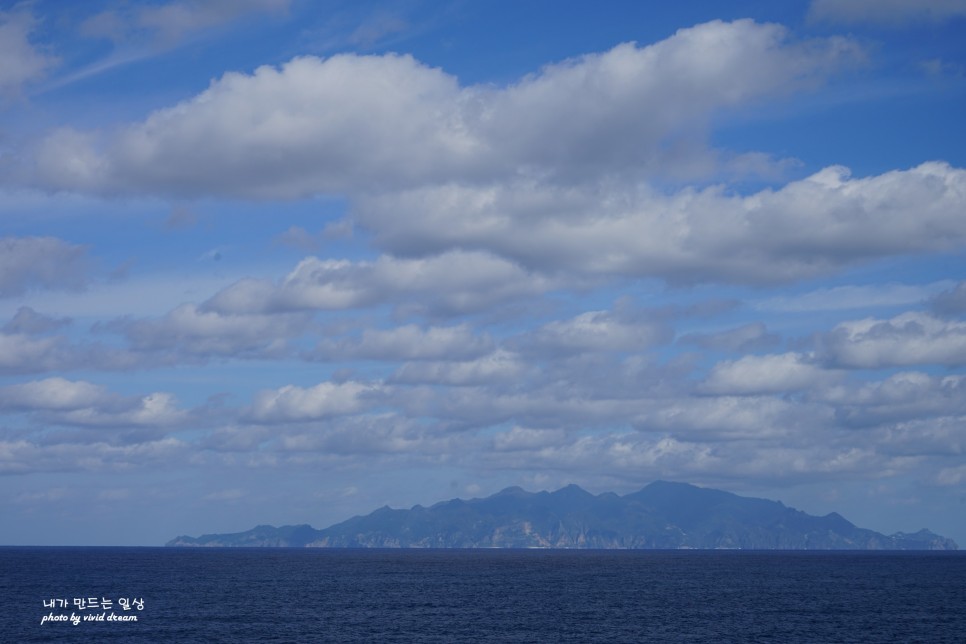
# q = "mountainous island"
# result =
<box><xmin>166</xmin><ymin>481</ymin><xmax>957</xmax><ymax>550</ymax></box>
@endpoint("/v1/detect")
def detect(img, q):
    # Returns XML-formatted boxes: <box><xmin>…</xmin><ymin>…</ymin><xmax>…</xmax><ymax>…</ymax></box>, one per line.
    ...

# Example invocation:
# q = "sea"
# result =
<box><xmin>2</xmin><ymin>547</ymin><xmax>964</xmax><ymax>643</ymax></box>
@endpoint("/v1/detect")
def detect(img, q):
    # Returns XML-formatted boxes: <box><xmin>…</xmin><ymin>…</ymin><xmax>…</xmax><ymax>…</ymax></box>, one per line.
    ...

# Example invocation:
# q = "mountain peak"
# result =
<box><xmin>551</xmin><ymin>483</ymin><xmax>593</xmax><ymax>497</ymax></box>
<box><xmin>494</xmin><ymin>485</ymin><xmax>528</xmax><ymax>496</ymax></box>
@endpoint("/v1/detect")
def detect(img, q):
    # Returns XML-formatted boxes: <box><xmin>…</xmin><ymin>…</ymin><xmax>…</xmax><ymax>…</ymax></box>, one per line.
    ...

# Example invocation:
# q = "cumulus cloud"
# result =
<box><xmin>635</xmin><ymin>395</ymin><xmax>830</xmax><ymax>441</ymax></box>
<box><xmin>809</xmin><ymin>0</ymin><xmax>966</xmax><ymax>25</ymax></box>
<box><xmin>25</xmin><ymin>20</ymin><xmax>861</xmax><ymax>197</ymax></box>
<box><xmin>20</xmin><ymin>20</ymin><xmax>965</xmax><ymax>289</ymax></box>
<box><xmin>817</xmin><ymin>371</ymin><xmax>966</xmax><ymax>428</ymax></box>
<box><xmin>820</xmin><ymin>312</ymin><xmax>966</xmax><ymax>368</ymax></box>
<box><xmin>0</xmin><ymin>437</ymin><xmax>186</xmax><ymax>474</ymax></box>
<box><xmin>491</xmin><ymin>426</ymin><xmax>570</xmax><ymax>453</ymax></box>
<box><xmin>758</xmin><ymin>282</ymin><xmax>950</xmax><ymax>313</ymax></box>
<box><xmin>0</xmin><ymin>236</ymin><xmax>88</xmax><ymax>298</ymax></box>
<box><xmin>390</xmin><ymin>350</ymin><xmax>532</xmax><ymax>386</ymax></box>
<box><xmin>0</xmin><ymin>377</ymin><xmax>189</xmax><ymax>428</ymax></box>
<box><xmin>311</xmin><ymin>324</ymin><xmax>494</xmax><ymax>362</ymax></box>
<box><xmin>1</xmin><ymin>307</ymin><xmax>71</xmax><ymax>335</ymax></box>
<box><xmin>702</xmin><ymin>353</ymin><xmax>840</xmax><ymax>395</ymax></box>
<box><xmin>0</xmin><ymin>8</ymin><xmax>56</xmax><ymax>97</ymax></box>
<box><xmin>32</xmin><ymin>52</ymin><xmax>469</xmax><ymax>196</ymax></box>
<box><xmin>518</xmin><ymin>309</ymin><xmax>672</xmax><ymax>356</ymax></box>
<box><xmin>479</xmin><ymin>430</ymin><xmax>895</xmax><ymax>485</ymax></box>
<box><xmin>482</xmin><ymin>432</ymin><xmax>720</xmax><ymax>479</ymax></box>
<box><xmin>936</xmin><ymin>464</ymin><xmax>966</xmax><ymax>486</ymax></box>
<box><xmin>0</xmin><ymin>332</ymin><xmax>75</xmax><ymax>374</ymax></box>
<box><xmin>356</xmin><ymin>162</ymin><xmax>966</xmax><ymax>285</ymax></box>
<box><xmin>402</xmin><ymin>383</ymin><xmax>658</xmax><ymax>433</ymax></box>
<box><xmin>873</xmin><ymin>416</ymin><xmax>966</xmax><ymax>459</ymax></box>
<box><xmin>473</xmin><ymin>20</ymin><xmax>857</xmax><ymax>182</ymax></box>
<box><xmin>931</xmin><ymin>281</ymin><xmax>966</xmax><ymax>316</ymax></box>
<box><xmin>275</xmin><ymin>414</ymin><xmax>459</xmax><ymax>457</ymax></box>
<box><xmin>206</xmin><ymin>251</ymin><xmax>551</xmax><ymax>317</ymax></box>
<box><xmin>678</xmin><ymin>322</ymin><xmax>780</xmax><ymax>352</ymax></box>
<box><xmin>109</xmin><ymin>304</ymin><xmax>313</xmax><ymax>358</ymax></box>
<box><xmin>48</xmin><ymin>392</ymin><xmax>188</xmax><ymax>429</ymax></box>
<box><xmin>0</xmin><ymin>329</ymin><xmax>141</xmax><ymax>374</ymax></box>
<box><xmin>0</xmin><ymin>377</ymin><xmax>111</xmax><ymax>411</ymax></box>
<box><xmin>247</xmin><ymin>381</ymin><xmax>381</xmax><ymax>423</ymax></box>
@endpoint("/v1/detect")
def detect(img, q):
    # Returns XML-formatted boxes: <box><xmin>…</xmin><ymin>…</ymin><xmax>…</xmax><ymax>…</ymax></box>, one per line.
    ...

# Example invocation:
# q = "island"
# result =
<box><xmin>166</xmin><ymin>481</ymin><xmax>958</xmax><ymax>550</ymax></box>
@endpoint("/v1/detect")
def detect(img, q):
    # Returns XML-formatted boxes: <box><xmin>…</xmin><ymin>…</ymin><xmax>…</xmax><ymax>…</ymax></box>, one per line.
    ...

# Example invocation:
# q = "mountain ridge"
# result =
<box><xmin>166</xmin><ymin>481</ymin><xmax>958</xmax><ymax>550</ymax></box>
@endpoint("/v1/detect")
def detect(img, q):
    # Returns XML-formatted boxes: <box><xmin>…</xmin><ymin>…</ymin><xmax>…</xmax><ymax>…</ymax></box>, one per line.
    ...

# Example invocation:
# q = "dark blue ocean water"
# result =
<box><xmin>1</xmin><ymin>548</ymin><xmax>964</xmax><ymax>643</ymax></box>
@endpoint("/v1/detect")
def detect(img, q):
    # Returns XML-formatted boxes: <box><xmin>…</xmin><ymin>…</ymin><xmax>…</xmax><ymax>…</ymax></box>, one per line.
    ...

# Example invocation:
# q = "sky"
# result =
<box><xmin>1</xmin><ymin>0</ymin><xmax>965</xmax><ymax>547</ymax></box>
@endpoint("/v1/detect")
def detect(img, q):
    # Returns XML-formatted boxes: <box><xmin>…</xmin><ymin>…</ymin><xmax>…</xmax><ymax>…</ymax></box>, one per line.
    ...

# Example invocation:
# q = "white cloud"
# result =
<box><xmin>809</xmin><ymin>0</ymin><xmax>966</xmax><ymax>25</ymax></box>
<box><xmin>0</xmin><ymin>437</ymin><xmax>187</xmax><ymax>474</ymax></box>
<box><xmin>0</xmin><ymin>270</ymin><xmax>244</xmax><ymax>320</ymax></box>
<box><xmin>478</xmin><ymin>431</ymin><xmax>893</xmax><ymax>485</ymax></box>
<box><xmin>113</xmin><ymin>303</ymin><xmax>312</xmax><ymax>358</ymax></box>
<box><xmin>0</xmin><ymin>328</ymin><xmax>139</xmax><ymax>375</ymax></box>
<box><xmin>818</xmin><ymin>371</ymin><xmax>966</xmax><ymax>428</ymax></box>
<box><xmin>932</xmin><ymin>281</ymin><xmax>966</xmax><ymax>316</ymax></box>
<box><xmin>50</xmin><ymin>392</ymin><xmax>188</xmax><ymax>428</ymax></box>
<box><xmin>0</xmin><ymin>377</ymin><xmax>110</xmax><ymax>411</ymax></box>
<box><xmin>391</xmin><ymin>350</ymin><xmax>531</xmax><ymax>386</ymax></box>
<box><xmin>24</xmin><ymin>20</ymin><xmax>861</xmax><ymax>197</ymax></box>
<box><xmin>702</xmin><ymin>353</ymin><xmax>840</xmax><ymax>395</ymax></box>
<box><xmin>312</xmin><ymin>324</ymin><xmax>493</xmax><ymax>362</ymax></box>
<box><xmin>27</xmin><ymin>129</ymin><xmax>111</xmax><ymax>192</ymax></box>
<box><xmin>275</xmin><ymin>414</ymin><xmax>457</xmax><ymax>456</ymax></box>
<box><xmin>820</xmin><ymin>312</ymin><xmax>966</xmax><ymax>368</ymax></box>
<box><xmin>758</xmin><ymin>281</ymin><xmax>953</xmax><ymax>313</ymax></box>
<box><xmin>248</xmin><ymin>381</ymin><xmax>380</xmax><ymax>423</ymax></box>
<box><xmin>356</xmin><ymin>163</ymin><xmax>966</xmax><ymax>285</ymax></box>
<box><xmin>0</xmin><ymin>377</ymin><xmax>189</xmax><ymax>428</ymax></box>
<box><xmin>33</xmin><ymin>53</ymin><xmax>468</xmax><ymax>196</ymax></box>
<box><xmin>20</xmin><ymin>21</ymin><xmax>964</xmax><ymax>289</ymax></box>
<box><xmin>206</xmin><ymin>251</ymin><xmax>550</xmax><ymax>317</ymax></box>
<box><xmin>14</xmin><ymin>488</ymin><xmax>72</xmax><ymax>503</ymax></box>
<box><xmin>475</xmin><ymin>20</ymin><xmax>856</xmax><ymax>182</ymax></box>
<box><xmin>201</xmin><ymin>488</ymin><xmax>246</xmax><ymax>502</ymax></box>
<box><xmin>678</xmin><ymin>322</ymin><xmax>779</xmax><ymax>352</ymax></box>
<box><xmin>0</xmin><ymin>236</ymin><xmax>88</xmax><ymax>298</ymax></box>
<box><xmin>936</xmin><ymin>464</ymin><xmax>966</xmax><ymax>486</ymax></box>
<box><xmin>492</xmin><ymin>426</ymin><xmax>570</xmax><ymax>452</ymax></box>
<box><xmin>521</xmin><ymin>309</ymin><xmax>671</xmax><ymax>355</ymax></box>
<box><xmin>0</xmin><ymin>332</ymin><xmax>72</xmax><ymax>374</ymax></box>
<box><xmin>0</xmin><ymin>8</ymin><xmax>56</xmax><ymax>97</ymax></box>
<box><xmin>397</xmin><ymin>383</ymin><xmax>650</xmax><ymax>433</ymax></box>
<box><xmin>637</xmin><ymin>395</ymin><xmax>829</xmax><ymax>440</ymax></box>
<box><xmin>873</xmin><ymin>416</ymin><xmax>966</xmax><ymax>459</ymax></box>
<box><xmin>1</xmin><ymin>307</ymin><xmax>71</xmax><ymax>335</ymax></box>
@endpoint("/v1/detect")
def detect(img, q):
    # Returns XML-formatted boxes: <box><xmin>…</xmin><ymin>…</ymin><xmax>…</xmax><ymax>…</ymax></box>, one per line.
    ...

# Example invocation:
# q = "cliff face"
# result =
<box><xmin>166</xmin><ymin>481</ymin><xmax>959</xmax><ymax>550</ymax></box>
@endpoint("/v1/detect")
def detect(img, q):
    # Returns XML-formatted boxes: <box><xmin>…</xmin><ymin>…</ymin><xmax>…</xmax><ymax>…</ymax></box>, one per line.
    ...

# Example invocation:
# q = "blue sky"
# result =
<box><xmin>1</xmin><ymin>0</ymin><xmax>965</xmax><ymax>546</ymax></box>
